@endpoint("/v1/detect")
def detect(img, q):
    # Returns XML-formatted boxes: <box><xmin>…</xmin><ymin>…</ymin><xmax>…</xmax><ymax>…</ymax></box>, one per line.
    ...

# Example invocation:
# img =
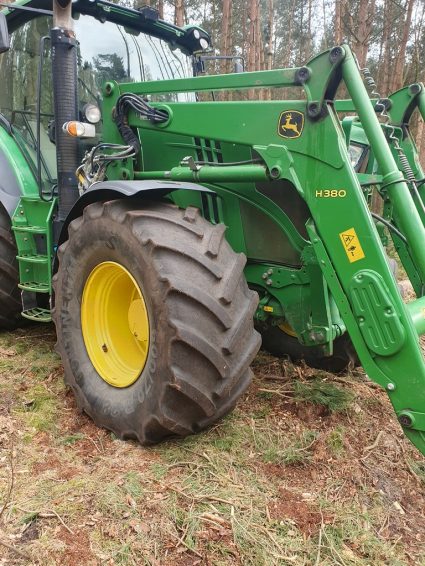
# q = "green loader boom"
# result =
<box><xmin>337</xmin><ymin>82</ymin><xmax>425</xmax><ymax>296</ymax></box>
<box><xmin>1</xmin><ymin>0</ymin><xmax>425</xmax><ymax>452</ymax></box>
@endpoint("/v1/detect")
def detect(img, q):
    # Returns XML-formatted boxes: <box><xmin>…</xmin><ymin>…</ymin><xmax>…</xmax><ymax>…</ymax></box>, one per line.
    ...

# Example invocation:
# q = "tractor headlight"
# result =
<box><xmin>199</xmin><ymin>38</ymin><xmax>209</xmax><ymax>50</ymax></box>
<box><xmin>83</xmin><ymin>103</ymin><xmax>101</xmax><ymax>124</ymax></box>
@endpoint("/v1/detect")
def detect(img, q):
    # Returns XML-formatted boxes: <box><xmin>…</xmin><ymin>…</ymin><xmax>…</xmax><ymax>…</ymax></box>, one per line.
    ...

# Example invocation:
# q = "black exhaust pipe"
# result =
<box><xmin>51</xmin><ymin>0</ymin><xmax>79</xmax><ymax>225</ymax></box>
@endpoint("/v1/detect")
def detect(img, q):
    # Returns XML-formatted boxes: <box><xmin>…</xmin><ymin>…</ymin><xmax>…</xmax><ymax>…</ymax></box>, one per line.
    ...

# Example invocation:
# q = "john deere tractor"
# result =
<box><xmin>1</xmin><ymin>0</ymin><xmax>425</xmax><ymax>453</ymax></box>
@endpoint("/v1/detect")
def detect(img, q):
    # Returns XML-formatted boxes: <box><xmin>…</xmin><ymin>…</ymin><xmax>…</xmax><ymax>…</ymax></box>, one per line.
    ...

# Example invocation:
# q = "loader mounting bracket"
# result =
<box><xmin>398</xmin><ymin>410</ymin><xmax>425</xmax><ymax>432</ymax></box>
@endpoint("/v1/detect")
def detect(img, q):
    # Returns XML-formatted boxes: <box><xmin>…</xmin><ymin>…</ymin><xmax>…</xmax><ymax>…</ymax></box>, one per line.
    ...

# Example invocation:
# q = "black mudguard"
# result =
<box><xmin>55</xmin><ymin>179</ymin><xmax>215</xmax><ymax>262</ymax></box>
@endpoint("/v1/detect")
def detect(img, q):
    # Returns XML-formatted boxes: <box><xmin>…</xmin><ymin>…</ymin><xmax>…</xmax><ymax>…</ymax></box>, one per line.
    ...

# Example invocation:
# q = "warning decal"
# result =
<box><xmin>339</xmin><ymin>227</ymin><xmax>365</xmax><ymax>263</ymax></box>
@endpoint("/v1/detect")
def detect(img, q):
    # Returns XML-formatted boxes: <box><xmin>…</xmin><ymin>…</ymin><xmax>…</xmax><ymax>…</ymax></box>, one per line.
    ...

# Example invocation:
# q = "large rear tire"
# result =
<box><xmin>52</xmin><ymin>200</ymin><xmax>261</xmax><ymax>444</ymax></box>
<box><xmin>0</xmin><ymin>205</ymin><xmax>21</xmax><ymax>330</ymax></box>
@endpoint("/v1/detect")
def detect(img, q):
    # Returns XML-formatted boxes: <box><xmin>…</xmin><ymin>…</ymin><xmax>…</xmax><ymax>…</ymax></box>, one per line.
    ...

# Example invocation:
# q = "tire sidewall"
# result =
<box><xmin>55</xmin><ymin>210</ymin><xmax>172</xmax><ymax>433</ymax></box>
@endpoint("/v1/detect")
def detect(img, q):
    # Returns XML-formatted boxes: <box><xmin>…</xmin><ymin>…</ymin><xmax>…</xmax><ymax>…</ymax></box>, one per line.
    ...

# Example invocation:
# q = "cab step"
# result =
<box><xmin>18</xmin><ymin>282</ymin><xmax>50</xmax><ymax>293</ymax></box>
<box><xmin>12</xmin><ymin>225</ymin><xmax>47</xmax><ymax>234</ymax></box>
<box><xmin>16</xmin><ymin>254</ymin><xmax>49</xmax><ymax>264</ymax></box>
<box><xmin>12</xmin><ymin>197</ymin><xmax>57</xmax><ymax>311</ymax></box>
<box><xmin>21</xmin><ymin>308</ymin><xmax>52</xmax><ymax>323</ymax></box>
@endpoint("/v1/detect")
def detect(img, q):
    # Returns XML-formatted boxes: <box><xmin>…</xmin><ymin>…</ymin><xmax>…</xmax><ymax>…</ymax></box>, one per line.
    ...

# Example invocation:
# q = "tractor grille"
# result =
<box><xmin>193</xmin><ymin>137</ymin><xmax>223</xmax><ymax>164</ymax></box>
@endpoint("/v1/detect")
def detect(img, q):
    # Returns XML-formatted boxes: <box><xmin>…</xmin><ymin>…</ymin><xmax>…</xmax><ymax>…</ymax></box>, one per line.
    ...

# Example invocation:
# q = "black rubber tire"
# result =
<box><xmin>259</xmin><ymin>325</ymin><xmax>358</xmax><ymax>373</ymax></box>
<box><xmin>0</xmin><ymin>205</ymin><xmax>21</xmax><ymax>330</ymax></box>
<box><xmin>52</xmin><ymin>200</ymin><xmax>261</xmax><ymax>444</ymax></box>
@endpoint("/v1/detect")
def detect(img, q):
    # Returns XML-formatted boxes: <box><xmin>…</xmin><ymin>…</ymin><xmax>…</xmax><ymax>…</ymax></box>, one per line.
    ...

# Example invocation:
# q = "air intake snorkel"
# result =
<box><xmin>51</xmin><ymin>0</ymin><xmax>79</xmax><ymax>227</ymax></box>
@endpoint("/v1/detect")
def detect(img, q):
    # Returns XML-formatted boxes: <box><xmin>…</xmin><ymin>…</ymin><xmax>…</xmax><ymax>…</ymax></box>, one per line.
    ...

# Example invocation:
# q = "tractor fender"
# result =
<box><xmin>0</xmin><ymin>147</ymin><xmax>24</xmax><ymax>216</ymax></box>
<box><xmin>56</xmin><ymin>178</ymin><xmax>215</xmax><ymax>256</ymax></box>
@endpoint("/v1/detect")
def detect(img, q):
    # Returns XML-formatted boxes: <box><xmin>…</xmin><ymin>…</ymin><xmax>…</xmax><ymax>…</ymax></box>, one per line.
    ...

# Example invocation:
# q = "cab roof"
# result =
<box><xmin>1</xmin><ymin>0</ymin><xmax>211</xmax><ymax>55</ymax></box>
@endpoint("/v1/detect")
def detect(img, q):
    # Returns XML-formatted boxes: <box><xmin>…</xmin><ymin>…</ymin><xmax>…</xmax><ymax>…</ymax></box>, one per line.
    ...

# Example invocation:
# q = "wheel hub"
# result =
<box><xmin>81</xmin><ymin>261</ymin><xmax>149</xmax><ymax>387</ymax></box>
<box><xmin>278</xmin><ymin>320</ymin><xmax>298</xmax><ymax>337</ymax></box>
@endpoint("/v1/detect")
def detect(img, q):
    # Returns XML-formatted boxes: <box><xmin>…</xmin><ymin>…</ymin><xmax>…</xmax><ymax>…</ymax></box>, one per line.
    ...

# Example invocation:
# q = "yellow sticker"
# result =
<box><xmin>339</xmin><ymin>227</ymin><xmax>365</xmax><ymax>263</ymax></box>
<box><xmin>263</xmin><ymin>305</ymin><xmax>274</xmax><ymax>312</ymax></box>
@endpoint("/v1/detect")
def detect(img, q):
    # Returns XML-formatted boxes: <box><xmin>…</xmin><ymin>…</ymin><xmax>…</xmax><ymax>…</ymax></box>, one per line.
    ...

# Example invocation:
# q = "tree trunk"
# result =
<box><xmin>306</xmin><ymin>0</ymin><xmax>312</xmax><ymax>59</ymax></box>
<box><xmin>381</xmin><ymin>0</ymin><xmax>391</xmax><ymax>94</ymax></box>
<box><xmin>247</xmin><ymin>0</ymin><xmax>260</xmax><ymax>97</ymax></box>
<box><xmin>335</xmin><ymin>0</ymin><xmax>342</xmax><ymax>44</ymax></box>
<box><xmin>416</xmin><ymin>119</ymin><xmax>425</xmax><ymax>161</ymax></box>
<box><xmin>175</xmin><ymin>0</ymin><xmax>185</xmax><ymax>27</ymax></box>
<box><xmin>221</xmin><ymin>0</ymin><xmax>232</xmax><ymax>72</ymax></box>
<box><xmin>265</xmin><ymin>0</ymin><xmax>274</xmax><ymax>99</ymax></box>
<box><xmin>355</xmin><ymin>0</ymin><xmax>375</xmax><ymax>68</ymax></box>
<box><xmin>392</xmin><ymin>0</ymin><xmax>415</xmax><ymax>91</ymax></box>
<box><xmin>283</xmin><ymin>0</ymin><xmax>297</xmax><ymax>67</ymax></box>
<box><xmin>267</xmin><ymin>0</ymin><xmax>274</xmax><ymax>70</ymax></box>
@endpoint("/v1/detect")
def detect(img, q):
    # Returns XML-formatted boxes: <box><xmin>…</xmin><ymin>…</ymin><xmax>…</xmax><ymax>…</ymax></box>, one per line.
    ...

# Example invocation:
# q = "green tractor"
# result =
<box><xmin>2</xmin><ymin>0</ymin><xmax>425</xmax><ymax>453</ymax></box>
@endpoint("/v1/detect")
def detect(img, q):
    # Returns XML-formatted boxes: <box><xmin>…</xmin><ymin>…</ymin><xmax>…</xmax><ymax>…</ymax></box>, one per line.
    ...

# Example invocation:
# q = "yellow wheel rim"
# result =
<box><xmin>278</xmin><ymin>321</ymin><xmax>298</xmax><ymax>337</ymax></box>
<box><xmin>81</xmin><ymin>261</ymin><xmax>149</xmax><ymax>388</ymax></box>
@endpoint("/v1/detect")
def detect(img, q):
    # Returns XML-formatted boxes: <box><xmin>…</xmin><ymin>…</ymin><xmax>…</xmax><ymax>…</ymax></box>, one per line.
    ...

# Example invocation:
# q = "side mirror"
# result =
<box><xmin>0</xmin><ymin>13</ymin><xmax>10</xmax><ymax>54</ymax></box>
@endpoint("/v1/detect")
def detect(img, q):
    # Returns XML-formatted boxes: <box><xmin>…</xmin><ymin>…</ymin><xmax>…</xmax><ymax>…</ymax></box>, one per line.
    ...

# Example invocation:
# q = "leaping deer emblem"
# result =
<box><xmin>281</xmin><ymin>113</ymin><xmax>300</xmax><ymax>135</ymax></box>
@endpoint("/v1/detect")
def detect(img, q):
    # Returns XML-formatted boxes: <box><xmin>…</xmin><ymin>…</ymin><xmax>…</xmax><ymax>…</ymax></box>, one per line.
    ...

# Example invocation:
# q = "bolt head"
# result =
<box><xmin>266</xmin><ymin>279</ymin><xmax>272</xmax><ymax>286</ymax></box>
<box><xmin>398</xmin><ymin>413</ymin><xmax>413</xmax><ymax>428</ymax></box>
<box><xmin>387</xmin><ymin>383</ymin><xmax>395</xmax><ymax>391</ymax></box>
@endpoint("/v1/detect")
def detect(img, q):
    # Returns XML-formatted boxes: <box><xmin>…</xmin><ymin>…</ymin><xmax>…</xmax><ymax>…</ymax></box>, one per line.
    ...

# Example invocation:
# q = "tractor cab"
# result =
<box><xmin>0</xmin><ymin>0</ymin><xmax>208</xmax><ymax>210</ymax></box>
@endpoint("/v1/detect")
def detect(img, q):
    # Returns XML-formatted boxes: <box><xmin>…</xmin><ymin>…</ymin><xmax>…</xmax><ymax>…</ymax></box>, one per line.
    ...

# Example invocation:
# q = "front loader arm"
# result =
<box><xmin>100</xmin><ymin>44</ymin><xmax>425</xmax><ymax>455</ymax></box>
<box><xmin>310</xmin><ymin>47</ymin><xmax>425</xmax><ymax>453</ymax></box>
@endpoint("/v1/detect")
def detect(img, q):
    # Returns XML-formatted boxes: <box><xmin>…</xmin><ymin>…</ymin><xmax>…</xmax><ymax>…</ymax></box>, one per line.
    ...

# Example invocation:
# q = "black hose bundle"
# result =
<box><xmin>114</xmin><ymin>93</ymin><xmax>169</xmax><ymax>153</ymax></box>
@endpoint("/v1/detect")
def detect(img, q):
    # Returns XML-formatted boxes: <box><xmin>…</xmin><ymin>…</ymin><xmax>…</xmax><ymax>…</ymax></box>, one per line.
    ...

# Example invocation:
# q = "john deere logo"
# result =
<box><xmin>278</xmin><ymin>110</ymin><xmax>304</xmax><ymax>139</ymax></box>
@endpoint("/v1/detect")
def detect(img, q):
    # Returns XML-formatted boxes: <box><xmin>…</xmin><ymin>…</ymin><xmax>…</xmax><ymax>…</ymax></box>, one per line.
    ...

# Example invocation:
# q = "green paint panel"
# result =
<box><xmin>349</xmin><ymin>270</ymin><xmax>406</xmax><ymax>356</ymax></box>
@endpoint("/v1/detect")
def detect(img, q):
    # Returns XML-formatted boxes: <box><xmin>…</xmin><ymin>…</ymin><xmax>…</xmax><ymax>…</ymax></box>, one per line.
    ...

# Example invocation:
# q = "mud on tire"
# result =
<box><xmin>52</xmin><ymin>200</ymin><xmax>261</xmax><ymax>444</ymax></box>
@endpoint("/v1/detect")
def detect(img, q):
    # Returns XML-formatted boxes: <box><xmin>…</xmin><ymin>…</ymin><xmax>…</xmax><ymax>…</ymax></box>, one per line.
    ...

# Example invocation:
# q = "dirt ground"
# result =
<box><xmin>0</xmin><ymin>325</ymin><xmax>424</xmax><ymax>565</ymax></box>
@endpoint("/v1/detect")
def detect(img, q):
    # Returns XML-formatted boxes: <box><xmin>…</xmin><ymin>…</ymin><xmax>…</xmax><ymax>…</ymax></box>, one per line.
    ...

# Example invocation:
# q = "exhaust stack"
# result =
<box><xmin>51</xmin><ymin>0</ymin><xmax>79</xmax><ymax>223</ymax></box>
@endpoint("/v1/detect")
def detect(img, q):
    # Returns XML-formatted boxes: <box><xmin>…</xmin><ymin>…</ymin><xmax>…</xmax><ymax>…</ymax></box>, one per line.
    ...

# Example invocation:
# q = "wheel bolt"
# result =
<box><xmin>398</xmin><ymin>413</ymin><xmax>413</xmax><ymax>428</ymax></box>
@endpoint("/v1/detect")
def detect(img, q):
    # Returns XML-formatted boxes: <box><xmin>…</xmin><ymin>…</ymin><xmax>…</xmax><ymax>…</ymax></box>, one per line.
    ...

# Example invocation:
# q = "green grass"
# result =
<box><xmin>261</xmin><ymin>429</ymin><xmax>318</xmax><ymax>465</ymax></box>
<box><xmin>326</xmin><ymin>426</ymin><xmax>346</xmax><ymax>456</ymax></box>
<box><xmin>293</xmin><ymin>377</ymin><xmax>354</xmax><ymax>412</ymax></box>
<box><xmin>59</xmin><ymin>433</ymin><xmax>86</xmax><ymax>445</ymax></box>
<box><xmin>15</xmin><ymin>383</ymin><xmax>61</xmax><ymax>433</ymax></box>
<box><xmin>410</xmin><ymin>459</ymin><xmax>425</xmax><ymax>483</ymax></box>
<box><xmin>0</xmin><ymin>326</ymin><xmax>424</xmax><ymax>565</ymax></box>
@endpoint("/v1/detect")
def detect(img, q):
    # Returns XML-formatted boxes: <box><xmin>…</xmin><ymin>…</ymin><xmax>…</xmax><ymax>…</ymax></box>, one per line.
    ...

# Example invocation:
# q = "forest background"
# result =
<box><xmin>141</xmin><ymin>0</ymin><xmax>425</xmax><ymax>155</ymax></box>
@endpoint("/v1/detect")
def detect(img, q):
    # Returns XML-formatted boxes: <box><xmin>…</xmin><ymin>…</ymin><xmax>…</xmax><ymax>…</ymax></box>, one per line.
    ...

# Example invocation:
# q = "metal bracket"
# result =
<box><xmin>398</xmin><ymin>410</ymin><xmax>425</xmax><ymax>432</ymax></box>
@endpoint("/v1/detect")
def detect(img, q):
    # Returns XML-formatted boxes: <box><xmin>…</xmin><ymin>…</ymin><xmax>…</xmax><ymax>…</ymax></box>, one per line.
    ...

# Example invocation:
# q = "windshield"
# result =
<box><xmin>75</xmin><ymin>16</ymin><xmax>194</xmax><ymax>99</ymax></box>
<box><xmin>348</xmin><ymin>142</ymin><xmax>368</xmax><ymax>173</ymax></box>
<box><xmin>0</xmin><ymin>13</ymin><xmax>193</xmax><ymax>183</ymax></box>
